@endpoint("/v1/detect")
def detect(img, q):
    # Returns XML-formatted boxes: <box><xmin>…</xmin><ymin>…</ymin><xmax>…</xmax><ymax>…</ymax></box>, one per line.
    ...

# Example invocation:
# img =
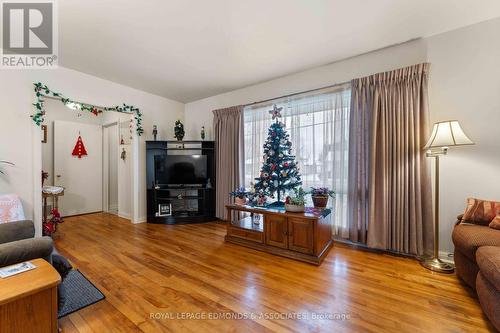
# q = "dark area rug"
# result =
<box><xmin>58</xmin><ymin>270</ymin><xmax>105</xmax><ymax>318</ymax></box>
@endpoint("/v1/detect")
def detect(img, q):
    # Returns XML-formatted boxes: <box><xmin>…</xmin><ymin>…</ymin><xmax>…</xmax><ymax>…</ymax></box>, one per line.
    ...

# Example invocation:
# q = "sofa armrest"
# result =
<box><xmin>0</xmin><ymin>220</ymin><xmax>35</xmax><ymax>244</ymax></box>
<box><xmin>0</xmin><ymin>237</ymin><xmax>53</xmax><ymax>267</ymax></box>
<box><xmin>455</xmin><ymin>214</ymin><xmax>464</xmax><ymax>226</ymax></box>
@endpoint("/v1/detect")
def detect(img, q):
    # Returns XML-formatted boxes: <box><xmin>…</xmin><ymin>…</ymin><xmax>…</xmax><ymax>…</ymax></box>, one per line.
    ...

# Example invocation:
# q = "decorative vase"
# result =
<box><xmin>312</xmin><ymin>195</ymin><xmax>329</xmax><ymax>208</ymax></box>
<box><xmin>235</xmin><ymin>197</ymin><xmax>247</xmax><ymax>205</ymax></box>
<box><xmin>285</xmin><ymin>204</ymin><xmax>305</xmax><ymax>213</ymax></box>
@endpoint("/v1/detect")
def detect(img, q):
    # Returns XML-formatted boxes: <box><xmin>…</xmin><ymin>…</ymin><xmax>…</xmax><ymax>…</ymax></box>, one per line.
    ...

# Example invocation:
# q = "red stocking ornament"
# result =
<box><xmin>72</xmin><ymin>135</ymin><xmax>88</xmax><ymax>158</ymax></box>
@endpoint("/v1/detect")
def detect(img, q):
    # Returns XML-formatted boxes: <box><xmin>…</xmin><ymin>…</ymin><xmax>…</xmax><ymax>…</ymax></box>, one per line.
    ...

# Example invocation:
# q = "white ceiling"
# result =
<box><xmin>59</xmin><ymin>0</ymin><xmax>500</xmax><ymax>103</ymax></box>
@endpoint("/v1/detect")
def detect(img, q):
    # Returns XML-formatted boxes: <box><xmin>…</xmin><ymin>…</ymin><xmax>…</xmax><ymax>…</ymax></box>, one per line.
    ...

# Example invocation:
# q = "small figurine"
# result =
<box><xmin>152</xmin><ymin>125</ymin><xmax>158</xmax><ymax>141</ymax></box>
<box><xmin>120</xmin><ymin>148</ymin><xmax>126</xmax><ymax>161</ymax></box>
<box><xmin>120</xmin><ymin>135</ymin><xmax>125</xmax><ymax>145</ymax></box>
<box><xmin>201</xmin><ymin>126</ymin><xmax>206</xmax><ymax>140</ymax></box>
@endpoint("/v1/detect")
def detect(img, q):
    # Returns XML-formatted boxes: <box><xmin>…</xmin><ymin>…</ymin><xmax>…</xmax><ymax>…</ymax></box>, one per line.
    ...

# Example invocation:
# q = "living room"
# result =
<box><xmin>0</xmin><ymin>1</ymin><xmax>499</xmax><ymax>332</ymax></box>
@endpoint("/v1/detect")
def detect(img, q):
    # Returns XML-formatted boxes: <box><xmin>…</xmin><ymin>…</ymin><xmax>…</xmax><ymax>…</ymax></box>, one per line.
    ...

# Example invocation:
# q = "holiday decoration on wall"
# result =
<box><xmin>174</xmin><ymin>120</ymin><xmax>185</xmax><ymax>141</ymax></box>
<box><xmin>253</xmin><ymin>105</ymin><xmax>302</xmax><ymax>203</ymax></box>
<box><xmin>31</xmin><ymin>82</ymin><xmax>144</xmax><ymax>135</ymax></box>
<box><xmin>71</xmin><ymin>135</ymin><xmax>88</xmax><ymax>158</ymax></box>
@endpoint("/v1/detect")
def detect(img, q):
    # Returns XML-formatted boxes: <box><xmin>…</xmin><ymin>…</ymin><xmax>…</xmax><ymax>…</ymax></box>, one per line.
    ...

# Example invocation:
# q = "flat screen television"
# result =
<box><xmin>155</xmin><ymin>155</ymin><xmax>207</xmax><ymax>185</ymax></box>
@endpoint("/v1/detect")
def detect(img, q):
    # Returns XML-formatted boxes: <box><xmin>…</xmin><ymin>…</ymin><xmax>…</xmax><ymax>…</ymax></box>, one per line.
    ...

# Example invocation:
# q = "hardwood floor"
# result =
<box><xmin>55</xmin><ymin>213</ymin><xmax>494</xmax><ymax>333</ymax></box>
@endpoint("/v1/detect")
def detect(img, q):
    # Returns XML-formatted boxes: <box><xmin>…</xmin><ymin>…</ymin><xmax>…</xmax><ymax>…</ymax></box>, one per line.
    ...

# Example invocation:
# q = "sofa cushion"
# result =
<box><xmin>0</xmin><ymin>194</ymin><xmax>25</xmax><ymax>224</ymax></box>
<box><xmin>476</xmin><ymin>246</ymin><xmax>500</xmax><ymax>290</ymax></box>
<box><xmin>452</xmin><ymin>223</ymin><xmax>500</xmax><ymax>261</ymax></box>
<box><xmin>489</xmin><ymin>214</ymin><xmax>500</xmax><ymax>230</ymax></box>
<box><xmin>0</xmin><ymin>236</ymin><xmax>53</xmax><ymax>267</ymax></box>
<box><xmin>462</xmin><ymin>198</ymin><xmax>500</xmax><ymax>226</ymax></box>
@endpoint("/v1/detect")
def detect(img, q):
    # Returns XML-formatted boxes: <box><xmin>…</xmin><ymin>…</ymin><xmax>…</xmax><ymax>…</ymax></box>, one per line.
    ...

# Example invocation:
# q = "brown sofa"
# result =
<box><xmin>452</xmin><ymin>214</ymin><xmax>500</xmax><ymax>331</ymax></box>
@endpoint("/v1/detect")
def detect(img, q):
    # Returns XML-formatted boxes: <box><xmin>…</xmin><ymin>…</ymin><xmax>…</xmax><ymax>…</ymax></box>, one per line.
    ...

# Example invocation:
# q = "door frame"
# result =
<box><xmin>32</xmin><ymin>107</ymin><xmax>141</xmax><ymax>236</ymax></box>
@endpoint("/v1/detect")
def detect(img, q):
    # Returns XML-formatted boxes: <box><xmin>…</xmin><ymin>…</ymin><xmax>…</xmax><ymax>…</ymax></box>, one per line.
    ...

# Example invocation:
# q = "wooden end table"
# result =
<box><xmin>0</xmin><ymin>258</ymin><xmax>61</xmax><ymax>333</ymax></box>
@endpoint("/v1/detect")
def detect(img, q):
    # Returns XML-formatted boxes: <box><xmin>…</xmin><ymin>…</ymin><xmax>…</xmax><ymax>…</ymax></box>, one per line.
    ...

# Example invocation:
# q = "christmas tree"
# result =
<box><xmin>253</xmin><ymin>105</ymin><xmax>302</xmax><ymax>203</ymax></box>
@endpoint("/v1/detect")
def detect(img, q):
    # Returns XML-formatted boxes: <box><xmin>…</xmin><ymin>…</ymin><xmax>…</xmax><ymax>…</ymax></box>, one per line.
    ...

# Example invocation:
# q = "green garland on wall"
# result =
<box><xmin>31</xmin><ymin>82</ymin><xmax>144</xmax><ymax>136</ymax></box>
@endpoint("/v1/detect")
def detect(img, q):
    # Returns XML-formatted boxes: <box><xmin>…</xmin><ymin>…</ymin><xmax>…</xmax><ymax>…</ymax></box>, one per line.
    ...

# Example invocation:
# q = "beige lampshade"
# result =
<box><xmin>424</xmin><ymin>120</ymin><xmax>474</xmax><ymax>149</ymax></box>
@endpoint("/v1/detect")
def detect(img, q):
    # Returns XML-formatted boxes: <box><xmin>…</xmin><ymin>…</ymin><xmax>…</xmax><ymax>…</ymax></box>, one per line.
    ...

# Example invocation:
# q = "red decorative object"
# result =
<box><xmin>72</xmin><ymin>135</ymin><xmax>88</xmax><ymax>158</ymax></box>
<box><xmin>91</xmin><ymin>107</ymin><xmax>98</xmax><ymax>116</ymax></box>
<box><xmin>42</xmin><ymin>208</ymin><xmax>63</xmax><ymax>237</ymax></box>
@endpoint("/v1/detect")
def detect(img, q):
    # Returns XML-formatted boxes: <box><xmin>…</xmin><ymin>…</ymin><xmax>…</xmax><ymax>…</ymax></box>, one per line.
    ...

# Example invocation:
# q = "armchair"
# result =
<box><xmin>0</xmin><ymin>220</ymin><xmax>54</xmax><ymax>267</ymax></box>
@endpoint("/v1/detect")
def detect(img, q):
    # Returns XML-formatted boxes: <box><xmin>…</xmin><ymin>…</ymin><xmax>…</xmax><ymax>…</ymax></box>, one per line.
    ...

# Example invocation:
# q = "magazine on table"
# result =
<box><xmin>0</xmin><ymin>261</ymin><xmax>37</xmax><ymax>278</ymax></box>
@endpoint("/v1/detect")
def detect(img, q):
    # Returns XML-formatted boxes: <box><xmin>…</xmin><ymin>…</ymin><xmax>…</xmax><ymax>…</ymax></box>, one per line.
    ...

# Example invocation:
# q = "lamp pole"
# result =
<box><xmin>420</xmin><ymin>148</ymin><xmax>454</xmax><ymax>273</ymax></box>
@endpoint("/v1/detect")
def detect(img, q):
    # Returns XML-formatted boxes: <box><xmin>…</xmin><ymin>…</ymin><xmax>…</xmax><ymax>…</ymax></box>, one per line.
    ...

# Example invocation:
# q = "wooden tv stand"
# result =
<box><xmin>225</xmin><ymin>204</ymin><xmax>333</xmax><ymax>265</ymax></box>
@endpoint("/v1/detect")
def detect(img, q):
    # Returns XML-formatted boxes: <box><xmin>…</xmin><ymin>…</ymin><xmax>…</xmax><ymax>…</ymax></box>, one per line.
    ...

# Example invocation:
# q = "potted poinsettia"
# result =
<box><xmin>285</xmin><ymin>187</ymin><xmax>306</xmax><ymax>213</ymax></box>
<box><xmin>230</xmin><ymin>187</ymin><xmax>249</xmax><ymax>205</ymax></box>
<box><xmin>43</xmin><ymin>208</ymin><xmax>63</xmax><ymax>237</ymax></box>
<box><xmin>310</xmin><ymin>187</ymin><xmax>335</xmax><ymax>208</ymax></box>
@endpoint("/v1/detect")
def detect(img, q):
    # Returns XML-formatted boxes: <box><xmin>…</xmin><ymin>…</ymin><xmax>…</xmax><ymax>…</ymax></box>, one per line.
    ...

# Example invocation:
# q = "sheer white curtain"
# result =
<box><xmin>243</xmin><ymin>84</ymin><xmax>351</xmax><ymax>237</ymax></box>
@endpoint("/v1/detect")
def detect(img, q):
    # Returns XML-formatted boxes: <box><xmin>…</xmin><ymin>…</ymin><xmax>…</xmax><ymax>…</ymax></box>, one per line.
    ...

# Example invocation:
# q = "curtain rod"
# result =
<box><xmin>243</xmin><ymin>80</ymin><xmax>350</xmax><ymax>107</ymax></box>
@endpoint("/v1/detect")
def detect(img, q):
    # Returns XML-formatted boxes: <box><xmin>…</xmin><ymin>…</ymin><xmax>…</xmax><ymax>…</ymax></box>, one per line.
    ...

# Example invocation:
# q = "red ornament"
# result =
<box><xmin>72</xmin><ymin>135</ymin><xmax>88</xmax><ymax>158</ymax></box>
<box><xmin>91</xmin><ymin>107</ymin><xmax>98</xmax><ymax>116</ymax></box>
<box><xmin>284</xmin><ymin>162</ymin><xmax>289</xmax><ymax>167</ymax></box>
<box><xmin>271</xmin><ymin>164</ymin><xmax>276</xmax><ymax>171</ymax></box>
<box><xmin>43</xmin><ymin>221</ymin><xmax>55</xmax><ymax>235</ymax></box>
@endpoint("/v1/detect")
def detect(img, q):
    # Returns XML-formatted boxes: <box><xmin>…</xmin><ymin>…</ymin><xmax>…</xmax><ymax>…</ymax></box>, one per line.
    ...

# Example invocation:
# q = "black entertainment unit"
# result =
<box><xmin>146</xmin><ymin>141</ymin><xmax>216</xmax><ymax>224</ymax></box>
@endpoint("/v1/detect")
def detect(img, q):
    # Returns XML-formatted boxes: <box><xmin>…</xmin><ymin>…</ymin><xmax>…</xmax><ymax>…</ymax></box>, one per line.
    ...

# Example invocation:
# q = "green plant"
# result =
<box><xmin>310</xmin><ymin>187</ymin><xmax>335</xmax><ymax>198</ymax></box>
<box><xmin>229</xmin><ymin>187</ymin><xmax>248</xmax><ymax>199</ymax></box>
<box><xmin>174</xmin><ymin>120</ymin><xmax>185</xmax><ymax>140</ymax></box>
<box><xmin>285</xmin><ymin>187</ymin><xmax>306</xmax><ymax>206</ymax></box>
<box><xmin>0</xmin><ymin>160</ymin><xmax>14</xmax><ymax>175</ymax></box>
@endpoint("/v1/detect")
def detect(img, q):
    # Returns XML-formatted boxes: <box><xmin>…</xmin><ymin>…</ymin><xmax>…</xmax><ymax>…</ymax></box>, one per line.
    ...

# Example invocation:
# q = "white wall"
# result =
<box><xmin>427</xmin><ymin>18</ymin><xmax>500</xmax><ymax>253</ymax></box>
<box><xmin>184</xmin><ymin>39</ymin><xmax>428</xmax><ymax>140</ymax></box>
<box><xmin>184</xmin><ymin>18</ymin><xmax>500</xmax><ymax>253</ymax></box>
<box><xmin>0</xmin><ymin>67</ymin><xmax>184</xmax><ymax>235</ymax></box>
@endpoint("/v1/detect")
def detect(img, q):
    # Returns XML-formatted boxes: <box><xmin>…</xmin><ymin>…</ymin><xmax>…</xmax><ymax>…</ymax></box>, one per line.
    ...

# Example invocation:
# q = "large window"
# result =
<box><xmin>243</xmin><ymin>84</ymin><xmax>351</xmax><ymax>236</ymax></box>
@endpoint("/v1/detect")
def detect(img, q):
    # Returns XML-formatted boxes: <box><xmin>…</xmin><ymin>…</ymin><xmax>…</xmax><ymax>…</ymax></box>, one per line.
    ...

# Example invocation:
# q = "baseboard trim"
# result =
<box><xmin>118</xmin><ymin>212</ymin><xmax>130</xmax><ymax>220</ymax></box>
<box><xmin>439</xmin><ymin>251</ymin><xmax>454</xmax><ymax>264</ymax></box>
<box><xmin>133</xmin><ymin>216</ymin><xmax>147</xmax><ymax>224</ymax></box>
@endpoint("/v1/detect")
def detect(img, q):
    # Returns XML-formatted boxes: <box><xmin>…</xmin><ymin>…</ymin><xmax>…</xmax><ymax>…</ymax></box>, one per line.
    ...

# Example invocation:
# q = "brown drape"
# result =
<box><xmin>350</xmin><ymin>63</ymin><xmax>433</xmax><ymax>256</ymax></box>
<box><xmin>213</xmin><ymin>105</ymin><xmax>244</xmax><ymax>220</ymax></box>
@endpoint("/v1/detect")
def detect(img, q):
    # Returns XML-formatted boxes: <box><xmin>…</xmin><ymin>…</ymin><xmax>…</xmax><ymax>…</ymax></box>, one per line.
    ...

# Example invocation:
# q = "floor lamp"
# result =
<box><xmin>420</xmin><ymin>120</ymin><xmax>474</xmax><ymax>273</ymax></box>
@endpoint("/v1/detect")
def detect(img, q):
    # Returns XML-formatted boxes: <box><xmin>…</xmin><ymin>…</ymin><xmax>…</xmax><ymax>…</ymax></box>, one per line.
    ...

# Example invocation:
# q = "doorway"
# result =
<box><xmin>40</xmin><ymin>99</ymin><xmax>135</xmax><ymax>220</ymax></box>
<box><xmin>103</xmin><ymin>122</ymin><xmax>119</xmax><ymax>215</ymax></box>
<box><xmin>53</xmin><ymin>120</ymin><xmax>103</xmax><ymax>216</ymax></box>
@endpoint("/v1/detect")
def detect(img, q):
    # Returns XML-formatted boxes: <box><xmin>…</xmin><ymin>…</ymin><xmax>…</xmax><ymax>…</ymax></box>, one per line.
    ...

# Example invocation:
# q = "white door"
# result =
<box><xmin>54</xmin><ymin>120</ymin><xmax>103</xmax><ymax>217</ymax></box>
